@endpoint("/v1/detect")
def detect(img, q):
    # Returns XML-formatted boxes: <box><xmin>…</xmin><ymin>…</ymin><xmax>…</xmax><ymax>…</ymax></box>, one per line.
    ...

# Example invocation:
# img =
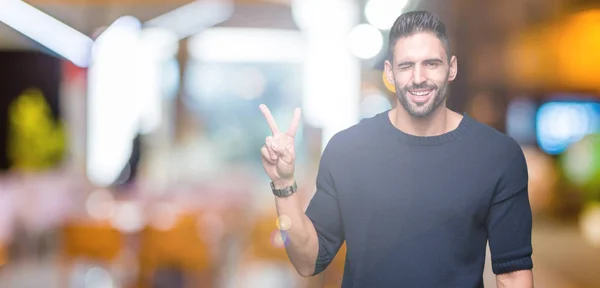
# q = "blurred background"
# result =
<box><xmin>0</xmin><ymin>0</ymin><xmax>599</xmax><ymax>287</ymax></box>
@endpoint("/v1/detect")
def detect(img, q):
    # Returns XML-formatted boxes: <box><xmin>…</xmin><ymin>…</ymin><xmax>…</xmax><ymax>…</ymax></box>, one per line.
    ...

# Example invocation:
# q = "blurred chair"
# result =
<box><xmin>237</xmin><ymin>210</ymin><xmax>302</xmax><ymax>288</ymax></box>
<box><xmin>137</xmin><ymin>212</ymin><xmax>215</xmax><ymax>288</ymax></box>
<box><xmin>61</xmin><ymin>220</ymin><xmax>123</xmax><ymax>260</ymax></box>
<box><xmin>60</xmin><ymin>220</ymin><xmax>123</xmax><ymax>287</ymax></box>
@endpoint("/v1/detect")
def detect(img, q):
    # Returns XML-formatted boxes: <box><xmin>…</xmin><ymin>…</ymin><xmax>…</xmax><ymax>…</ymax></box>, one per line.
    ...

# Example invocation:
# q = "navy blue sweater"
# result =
<box><xmin>305</xmin><ymin>111</ymin><xmax>533</xmax><ymax>287</ymax></box>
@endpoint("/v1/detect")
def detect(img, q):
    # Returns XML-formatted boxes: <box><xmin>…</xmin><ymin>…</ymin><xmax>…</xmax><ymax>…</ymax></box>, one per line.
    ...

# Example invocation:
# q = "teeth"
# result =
<box><xmin>410</xmin><ymin>90</ymin><xmax>432</xmax><ymax>96</ymax></box>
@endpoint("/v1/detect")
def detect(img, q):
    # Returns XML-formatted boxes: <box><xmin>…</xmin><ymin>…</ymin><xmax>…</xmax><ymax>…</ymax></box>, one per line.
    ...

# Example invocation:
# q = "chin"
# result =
<box><xmin>408</xmin><ymin>102</ymin><xmax>443</xmax><ymax>118</ymax></box>
<box><xmin>409</xmin><ymin>110</ymin><xmax>435</xmax><ymax>118</ymax></box>
<box><xmin>397</xmin><ymin>91</ymin><xmax>445</xmax><ymax>118</ymax></box>
<box><xmin>405</xmin><ymin>101</ymin><xmax>433</xmax><ymax>117</ymax></box>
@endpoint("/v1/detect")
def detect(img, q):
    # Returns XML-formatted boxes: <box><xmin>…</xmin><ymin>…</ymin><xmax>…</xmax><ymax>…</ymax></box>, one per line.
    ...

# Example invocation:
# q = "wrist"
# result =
<box><xmin>273</xmin><ymin>177</ymin><xmax>295</xmax><ymax>189</ymax></box>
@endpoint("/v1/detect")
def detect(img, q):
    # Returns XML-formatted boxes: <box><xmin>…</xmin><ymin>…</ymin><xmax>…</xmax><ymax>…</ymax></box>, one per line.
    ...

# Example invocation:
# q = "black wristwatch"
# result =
<box><xmin>271</xmin><ymin>181</ymin><xmax>298</xmax><ymax>197</ymax></box>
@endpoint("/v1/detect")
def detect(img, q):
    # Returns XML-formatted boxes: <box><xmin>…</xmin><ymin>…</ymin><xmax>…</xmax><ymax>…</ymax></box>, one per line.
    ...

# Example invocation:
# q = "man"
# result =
<box><xmin>259</xmin><ymin>11</ymin><xmax>533</xmax><ymax>288</ymax></box>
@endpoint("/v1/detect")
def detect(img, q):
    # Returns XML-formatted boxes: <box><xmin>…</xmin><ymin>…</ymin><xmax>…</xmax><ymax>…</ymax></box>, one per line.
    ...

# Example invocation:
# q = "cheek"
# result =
<box><xmin>430</xmin><ymin>68</ymin><xmax>449</xmax><ymax>80</ymax></box>
<box><xmin>393</xmin><ymin>72</ymin><xmax>412</xmax><ymax>86</ymax></box>
<box><xmin>422</xmin><ymin>70</ymin><xmax>448</xmax><ymax>87</ymax></box>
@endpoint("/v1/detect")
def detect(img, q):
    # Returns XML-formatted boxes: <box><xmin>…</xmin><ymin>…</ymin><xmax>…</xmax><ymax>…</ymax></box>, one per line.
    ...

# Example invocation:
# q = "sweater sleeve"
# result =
<box><xmin>486</xmin><ymin>145</ymin><xmax>533</xmax><ymax>274</ymax></box>
<box><xmin>305</xmin><ymin>137</ymin><xmax>345</xmax><ymax>276</ymax></box>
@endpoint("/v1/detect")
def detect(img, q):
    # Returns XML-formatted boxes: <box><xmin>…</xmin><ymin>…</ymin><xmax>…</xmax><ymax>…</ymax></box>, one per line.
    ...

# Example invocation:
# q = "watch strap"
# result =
<box><xmin>271</xmin><ymin>181</ymin><xmax>297</xmax><ymax>197</ymax></box>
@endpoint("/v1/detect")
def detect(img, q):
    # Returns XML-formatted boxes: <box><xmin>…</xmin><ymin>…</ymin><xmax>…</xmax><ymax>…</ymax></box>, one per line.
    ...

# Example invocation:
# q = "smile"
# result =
<box><xmin>409</xmin><ymin>89</ymin><xmax>434</xmax><ymax>96</ymax></box>
<box><xmin>407</xmin><ymin>88</ymin><xmax>435</xmax><ymax>104</ymax></box>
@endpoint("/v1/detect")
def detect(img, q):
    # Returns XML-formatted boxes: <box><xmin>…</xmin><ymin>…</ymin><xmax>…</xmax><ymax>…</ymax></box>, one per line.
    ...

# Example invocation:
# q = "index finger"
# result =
<box><xmin>259</xmin><ymin>104</ymin><xmax>279</xmax><ymax>134</ymax></box>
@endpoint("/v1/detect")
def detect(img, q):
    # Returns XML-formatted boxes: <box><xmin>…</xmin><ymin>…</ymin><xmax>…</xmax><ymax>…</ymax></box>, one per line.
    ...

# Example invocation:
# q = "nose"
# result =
<box><xmin>412</xmin><ymin>66</ymin><xmax>426</xmax><ymax>85</ymax></box>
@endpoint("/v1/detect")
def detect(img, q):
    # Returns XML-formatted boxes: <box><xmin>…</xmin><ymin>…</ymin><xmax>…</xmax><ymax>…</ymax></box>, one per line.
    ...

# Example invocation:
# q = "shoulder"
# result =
<box><xmin>463</xmin><ymin>118</ymin><xmax>530</xmax><ymax>201</ymax></box>
<box><xmin>323</xmin><ymin>112</ymin><xmax>386</xmax><ymax>157</ymax></box>
<box><xmin>465</xmin><ymin>116</ymin><xmax>524</xmax><ymax>160</ymax></box>
<box><xmin>463</xmin><ymin>118</ymin><xmax>529</xmax><ymax>197</ymax></box>
<box><xmin>464</xmin><ymin>117</ymin><xmax>528</xmax><ymax>186</ymax></box>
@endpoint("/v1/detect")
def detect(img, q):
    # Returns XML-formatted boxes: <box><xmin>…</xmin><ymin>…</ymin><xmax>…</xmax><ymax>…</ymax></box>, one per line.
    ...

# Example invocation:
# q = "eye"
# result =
<box><xmin>425</xmin><ymin>62</ymin><xmax>439</xmax><ymax>68</ymax></box>
<box><xmin>398</xmin><ymin>64</ymin><xmax>412</xmax><ymax>70</ymax></box>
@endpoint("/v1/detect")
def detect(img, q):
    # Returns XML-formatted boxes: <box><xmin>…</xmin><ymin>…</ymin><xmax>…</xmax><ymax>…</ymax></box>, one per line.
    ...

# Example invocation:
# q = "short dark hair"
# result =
<box><xmin>388</xmin><ymin>11</ymin><xmax>451</xmax><ymax>61</ymax></box>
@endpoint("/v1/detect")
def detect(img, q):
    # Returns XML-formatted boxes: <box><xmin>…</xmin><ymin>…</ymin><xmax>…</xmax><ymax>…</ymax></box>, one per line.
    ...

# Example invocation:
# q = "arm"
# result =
<box><xmin>274</xmin><ymin>141</ymin><xmax>345</xmax><ymax>277</ymax></box>
<box><xmin>486</xmin><ymin>144</ymin><xmax>534</xmax><ymax>285</ymax></box>
<box><xmin>273</xmin><ymin>179</ymin><xmax>320</xmax><ymax>276</ymax></box>
<box><xmin>259</xmin><ymin>105</ymin><xmax>344</xmax><ymax>277</ymax></box>
<box><xmin>496</xmin><ymin>269</ymin><xmax>533</xmax><ymax>288</ymax></box>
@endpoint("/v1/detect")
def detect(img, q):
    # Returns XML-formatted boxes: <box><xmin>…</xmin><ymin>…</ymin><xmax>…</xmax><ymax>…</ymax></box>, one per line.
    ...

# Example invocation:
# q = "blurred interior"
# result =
<box><xmin>1</xmin><ymin>0</ymin><xmax>600</xmax><ymax>287</ymax></box>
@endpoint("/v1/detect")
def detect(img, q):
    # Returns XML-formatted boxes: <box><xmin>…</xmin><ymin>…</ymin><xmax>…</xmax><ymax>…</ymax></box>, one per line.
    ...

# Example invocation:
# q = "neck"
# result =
<box><xmin>389</xmin><ymin>103</ymin><xmax>454</xmax><ymax>137</ymax></box>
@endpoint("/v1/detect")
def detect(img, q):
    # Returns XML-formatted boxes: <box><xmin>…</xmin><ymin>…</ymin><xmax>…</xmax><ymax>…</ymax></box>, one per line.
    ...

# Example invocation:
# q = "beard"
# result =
<box><xmin>396</xmin><ymin>75</ymin><xmax>449</xmax><ymax>118</ymax></box>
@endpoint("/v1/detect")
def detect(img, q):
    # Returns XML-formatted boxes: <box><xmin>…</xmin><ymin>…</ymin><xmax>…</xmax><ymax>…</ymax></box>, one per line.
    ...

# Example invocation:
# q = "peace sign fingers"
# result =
<box><xmin>259</xmin><ymin>104</ymin><xmax>280</xmax><ymax>135</ymax></box>
<box><xmin>259</xmin><ymin>104</ymin><xmax>300</xmax><ymax>182</ymax></box>
<box><xmin>260</xmin><ymin>105</ymin><xmax>302</xmax><ymax>137</ymax></box>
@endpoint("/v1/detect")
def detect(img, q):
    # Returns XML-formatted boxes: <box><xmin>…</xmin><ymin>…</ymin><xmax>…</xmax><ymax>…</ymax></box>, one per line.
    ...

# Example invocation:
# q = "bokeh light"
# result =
<box><xmin>348</xmin><ymin>24</ymin><xmax>383</xmax><ymax>59</ymax></box>
<box><xmin>109</xmin><ymin>201</ymin><xmax>145</xmax><ymax>233</ymax></box>
<box><xmin>365</xmin><ymin>0</ymin><xmax>410</xmax><ymax>30</ymax></box>
<box><xmin>275</xmin><ymin>215</ymin><xmax>292</xmax><ymax>231</ymax></box>
<box><xmin>148</xmin><ymin>202</ymin><xmax>178</xmax><ymax>231</ymax></box>
<box><xmin>270</xmin><ymin>230</ymin><xmax>288</xmax><ymax>249</ymax></box>
<box><xmin>536</xmin><ymin>102</ymin><xmax>600</xmax><ymax>155</ymax></box>
<box><xmin>84</xmin><ymin>266</ymin><xmax>114</xmax><ymax>288</ymax></box>
<box><xmin>561</xmin><ymin>134</ymin><xmax>600</xmax><ymax>195</ymax></box>
<box><xmin>580</xmin><ymin>203</ymin><xmax>600</xmax><ymax>248</ymax></box>
<box><xmin>85</xmin><ymin>189</ymin><xmax>116</xmax><ymax>220</ymax></box>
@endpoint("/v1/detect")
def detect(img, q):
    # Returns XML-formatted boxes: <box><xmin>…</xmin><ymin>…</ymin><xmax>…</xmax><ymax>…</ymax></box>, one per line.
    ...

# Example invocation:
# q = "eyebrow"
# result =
<box><xmin>397</xmin><ymin>58</ymin><xmax>444</xmax><ymax>67</ymax></box>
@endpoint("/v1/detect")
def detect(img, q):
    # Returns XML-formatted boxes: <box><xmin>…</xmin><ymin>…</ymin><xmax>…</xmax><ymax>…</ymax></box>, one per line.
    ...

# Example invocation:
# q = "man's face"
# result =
<box><xmin>384</xmin><ymin>32</ymin><xmax>457</xmax><ymax>118</ymax></box>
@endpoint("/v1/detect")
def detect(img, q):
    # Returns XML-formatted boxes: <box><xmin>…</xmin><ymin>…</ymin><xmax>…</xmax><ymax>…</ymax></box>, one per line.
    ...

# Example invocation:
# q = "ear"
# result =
<box><xmin>448</xmin><ymin>55</ymin><xmax>458</xmax><ymax>81</ymax></box>
<box><xmin>384</xmin><ymin>60</ymin><xmax>395</xmax><ymax>89</ymax></box>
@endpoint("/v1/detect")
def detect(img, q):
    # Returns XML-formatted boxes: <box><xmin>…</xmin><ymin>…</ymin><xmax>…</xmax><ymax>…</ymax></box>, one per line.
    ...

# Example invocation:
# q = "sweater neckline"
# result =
<box><xmin>379</xmin><ymin>110</ymin><xmax>473</xmax><ymax>146</ymax></box>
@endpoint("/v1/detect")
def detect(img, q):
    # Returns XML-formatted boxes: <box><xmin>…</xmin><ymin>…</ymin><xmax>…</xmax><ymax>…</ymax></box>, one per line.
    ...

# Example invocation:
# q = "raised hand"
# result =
<box><xmin>259</xmin><ymin>104</ymin><xmax>301</xmax><ymax>186</ymax></box>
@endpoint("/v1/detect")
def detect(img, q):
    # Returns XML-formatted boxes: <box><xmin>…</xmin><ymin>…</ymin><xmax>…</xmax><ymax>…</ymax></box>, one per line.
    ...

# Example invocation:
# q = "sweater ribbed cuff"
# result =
<box><xmin>492</xmin><ymin>256</ymin><xmax>533</xmax><ymax>274</ymax></box>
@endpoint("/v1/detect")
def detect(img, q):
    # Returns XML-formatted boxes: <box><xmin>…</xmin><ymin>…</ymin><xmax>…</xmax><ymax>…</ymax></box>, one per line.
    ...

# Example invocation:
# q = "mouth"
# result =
<box><xmin>408</xmin><ymin>88</ymin><xmax>435</xmax><ymax>104</ymax></box>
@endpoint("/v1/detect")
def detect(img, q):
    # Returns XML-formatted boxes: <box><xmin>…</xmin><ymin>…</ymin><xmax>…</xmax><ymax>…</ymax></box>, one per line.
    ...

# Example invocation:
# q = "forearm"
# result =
<box><xmin>273</xmin><ymin>180</ymin><xmax>319</xmax><ymax>277</ymax></box>
<box><xmin>496</xmin><ymin>270</ymin><xmax>533</xmax><ymax>288</ymax></box>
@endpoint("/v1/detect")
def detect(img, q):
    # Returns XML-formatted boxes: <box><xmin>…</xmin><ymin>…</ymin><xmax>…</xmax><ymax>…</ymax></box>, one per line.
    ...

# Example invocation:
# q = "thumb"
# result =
<box><xmin>269</xmin><ymin>140</ymin><xmax>294</xmax><ymax>164</ymax></box>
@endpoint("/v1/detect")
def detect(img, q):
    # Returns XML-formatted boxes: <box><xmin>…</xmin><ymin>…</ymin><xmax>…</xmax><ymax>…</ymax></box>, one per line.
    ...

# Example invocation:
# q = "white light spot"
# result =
<box><xmin>348</xmin><ymin>24</ymin><xmax>383</xmax><ymax>59</ymax></box>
